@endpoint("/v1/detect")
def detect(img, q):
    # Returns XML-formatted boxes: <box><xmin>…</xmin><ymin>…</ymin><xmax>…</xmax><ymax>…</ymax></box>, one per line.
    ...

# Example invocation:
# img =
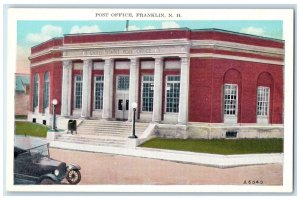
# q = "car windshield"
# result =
<box><xmin>29</xmin><ymin>144</ymin><xmax>49</xmax><ymax>158</ymax></box>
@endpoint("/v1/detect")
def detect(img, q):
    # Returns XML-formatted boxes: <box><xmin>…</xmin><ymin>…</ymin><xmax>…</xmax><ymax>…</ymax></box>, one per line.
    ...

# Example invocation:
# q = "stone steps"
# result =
<box><xmin>55</xmin><ymin>135</ymin><xmax>127</xmax><ymax>147</ymax></box>
<box><xmin>55</xmin><ymin>119</ymin><xmax>149</xmax><ymax>147</ymax></box>
<box><xmin>78</xmin><ymin>126</ymin><xmax>146</xmax><ymax>131</ymax></box>
<box><xmin>77</xmin><ymin>120</ymin><xmax>148</xmax><ymax>136</ymax></box>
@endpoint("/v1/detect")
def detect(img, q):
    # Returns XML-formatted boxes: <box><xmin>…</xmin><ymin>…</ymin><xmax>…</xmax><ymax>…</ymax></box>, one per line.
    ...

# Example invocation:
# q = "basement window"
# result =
<box><xmin>226</xmin><ymin>131</ymin><xmax>237</xmax><ymax>138</ymax></box>
<box><xmin>42</xmin><ymin>120</ymin><xmax>46</xmax><ymax>125</ymax></box>
<box><xmin>32</xmin><ymin>118</ymin><xmax>36</xmax><ymax>123</ymax></box>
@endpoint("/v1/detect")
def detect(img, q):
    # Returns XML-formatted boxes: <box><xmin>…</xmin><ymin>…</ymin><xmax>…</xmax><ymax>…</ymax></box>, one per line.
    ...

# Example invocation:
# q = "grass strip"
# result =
<box><xmin>15</xmin><ymin>121</ymin><xmax>49</xmax><ymax>138</ymax></box>
<box><xmin>139</xmin><ymin>138</ymin><xmax>283</xmax><ymax>155</ymax></box>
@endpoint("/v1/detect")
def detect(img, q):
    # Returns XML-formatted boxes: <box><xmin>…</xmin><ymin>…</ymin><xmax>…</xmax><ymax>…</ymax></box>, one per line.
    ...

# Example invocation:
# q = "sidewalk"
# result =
<box><xmin>49</xmin><ymin>140</ymin><xmax>283</xmax><ymax>168</ymax></box>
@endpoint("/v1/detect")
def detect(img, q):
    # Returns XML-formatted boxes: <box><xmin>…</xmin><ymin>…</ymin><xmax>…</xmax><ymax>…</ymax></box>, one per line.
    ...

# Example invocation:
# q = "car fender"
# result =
<box><xmin>68</xmin><ymin>164</ymin><xmax>81</xmax><ymax>171</ymax></box>
<box><xmin>38</xmin><ymin>173</ymin><xmax>60</xmax><ymax>184</ymax></box>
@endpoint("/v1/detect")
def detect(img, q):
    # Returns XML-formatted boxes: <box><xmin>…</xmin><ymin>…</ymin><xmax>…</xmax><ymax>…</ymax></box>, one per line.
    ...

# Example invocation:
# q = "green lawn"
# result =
<box><xmin>15</xmin><ymin>121</ymin><xmax>49</xmax><ymax>138</ymax></box>
<box><xmin>139</xmin><ymin>138</ymin><xmax>283</xmax><ymax>155</ymax></box>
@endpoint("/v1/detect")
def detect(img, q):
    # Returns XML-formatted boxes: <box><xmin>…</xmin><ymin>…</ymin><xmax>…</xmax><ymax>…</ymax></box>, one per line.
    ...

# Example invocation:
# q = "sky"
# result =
<box><xmin>16</xmin><ymin>20</ymin><xmax>283</xmax><ymax>74</ymax></box>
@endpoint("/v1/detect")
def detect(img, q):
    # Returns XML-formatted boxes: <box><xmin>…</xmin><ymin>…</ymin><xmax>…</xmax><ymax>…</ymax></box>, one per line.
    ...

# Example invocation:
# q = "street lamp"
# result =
<box><xmin>52</xmin><ymin>99</ymin><xmax>58</xmax><ymax>131</ymax></box>
<box><xmin>129</xmin><ymin>102</ymin><xmax>138</xmax><ymax>139</ymax></box>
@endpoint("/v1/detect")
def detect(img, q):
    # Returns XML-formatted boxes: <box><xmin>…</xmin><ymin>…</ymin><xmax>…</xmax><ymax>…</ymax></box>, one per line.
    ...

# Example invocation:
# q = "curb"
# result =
<box><xmin>49</xmin><ymin>141</ymin><xmax>283</xmax><ymax>168</ymax></box>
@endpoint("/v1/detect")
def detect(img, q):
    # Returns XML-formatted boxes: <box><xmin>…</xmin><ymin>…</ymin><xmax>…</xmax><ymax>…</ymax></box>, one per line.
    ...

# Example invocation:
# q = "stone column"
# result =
<box><xmin>81</xmin><ymin>59</ymin><xmax>92</xmax><ymax>118</ymax></box>
<box><xmin>61</xmin><ymin>60</ymin><xmax>72</xmax><ymax>117</ymax></box>
<box><xmin>152</xmin><ymin>57</ymin><xmax>163</xmax><ymax>123</ymax></box>
<box><xmin>102</xmin><ymin>58</ymin><xmax>114</xmax><ymax>119</ymax></box>
<box><xmin>128</xmin><ymin>58</ymin><xmax>139</xmax><ymax>122</ymax></box>
<box><xmin>178</xmin><ymin>57</ymin><xmax>190</xmax><ymax>125</ymax></box>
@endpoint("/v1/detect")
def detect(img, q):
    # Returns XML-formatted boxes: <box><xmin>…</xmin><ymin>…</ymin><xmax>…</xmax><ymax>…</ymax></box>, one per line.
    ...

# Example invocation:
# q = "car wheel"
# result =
<box><xmin>40</xmin><ymin>178</ymin><xmax>55</xmax><ymax>185</ymax></box>
<box><xmin>66</xmin><ymin>169</ymin><xmax>81</xmax><ymax>184</ymax></box>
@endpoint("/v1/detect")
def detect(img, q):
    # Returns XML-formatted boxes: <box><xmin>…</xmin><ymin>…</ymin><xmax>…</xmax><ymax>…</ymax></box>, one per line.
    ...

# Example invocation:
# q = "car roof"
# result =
<box><xmin>15</xmin><ymin>136</ymin><xmax>48</xmax><ymax>150</ymax></box>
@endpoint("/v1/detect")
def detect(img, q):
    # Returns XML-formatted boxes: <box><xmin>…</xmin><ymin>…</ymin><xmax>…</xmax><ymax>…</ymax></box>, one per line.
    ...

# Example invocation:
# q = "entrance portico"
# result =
<box><xmin>60</xmin><ymin>42</ymin><xmax>190</xmax><ymax>124</ymax></box>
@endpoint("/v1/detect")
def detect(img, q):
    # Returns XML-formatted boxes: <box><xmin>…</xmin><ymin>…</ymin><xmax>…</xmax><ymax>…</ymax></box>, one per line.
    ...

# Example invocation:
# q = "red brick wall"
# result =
<box><xmin>64</xmin><ymin>30</ymin><xmax>190</xmax><ymax>44</ymax></box>
<box><xmin>62</xmin><ymin>29</ymin><xmax>283</xmax><ymax>49</ymax></box>
<box><xmin>189</xmin><ymin>58</ymin><xmax>283</xmax><ymax>124</ymax></box>
<box><xmin>51</xmin><ymin>61</ymin><xmax>63</xmax><ymax>114</ymax></box>
<box><xmin>190</xmin><ymin>49</ymin><xmax>283</xmax><ymax>61</ymax></box>
<box><xmin>31</xmin><ymin>51</ymin><xmax>62</xmax><ymax>64</ymax></box>
<box><xmin>191</xmin><ymin>30</ymin><xmax>284</xmax><ymax>48</ymax></box>
<box><xmin>188</xmin><ymin>58</ymin><xmax>213</xmax><ymax>122</ymax></box>
<box><xmin>31</xmin><ymin>38</ymin><xmax>63</xmax><ymax>54</ymax></box>
<box><xmin>29</xmin><ymin>62</ymin><xmax>63</xmax><ymax>114</ymax></box>
<box><xmin>30</xmin><ymin>66</ymin><xmax>46</xmax><ymax>113</ymax></box>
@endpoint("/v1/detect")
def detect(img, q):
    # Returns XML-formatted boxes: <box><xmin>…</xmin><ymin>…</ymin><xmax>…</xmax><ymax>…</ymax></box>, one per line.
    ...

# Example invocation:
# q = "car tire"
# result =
<box><xmin>66</xmin><ymin>169</ymin><xmax>81</xmax><ymax>185</ymax></box>
<box><xmin>40</xmin><ymin>178</ymin><xmax>55</xmax><ymax>185</ymax></box>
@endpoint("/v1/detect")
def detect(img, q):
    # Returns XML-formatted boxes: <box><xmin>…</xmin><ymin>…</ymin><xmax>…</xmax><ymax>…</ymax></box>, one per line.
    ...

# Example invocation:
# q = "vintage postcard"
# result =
<box><xmin>4</xmin><ymin>7</ymin><xmax>294</xmax><ymax>193</ymax></box>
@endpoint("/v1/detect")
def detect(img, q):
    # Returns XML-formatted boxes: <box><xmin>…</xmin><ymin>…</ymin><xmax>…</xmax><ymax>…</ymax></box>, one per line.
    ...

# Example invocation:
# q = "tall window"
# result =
<box><xmin>117</xmin><ymin>76</ymin><xmax>129</xmax><ymax>90</ymax></box>
<box><xmin>165</xmin><ymin>75</ymin><xmax>180</xmax><ymax>113</ymax></box>
<box><xmin>74</xmin><ymin>75</ymin><xmax>82</xmax><ymax>109</ymax></box>
<box><xmin>43</xmin><ymin>72</ymin><xmax>50</xmax><ymax>111</ymax></box>
<box><xmin>224</xmin><ymin>84</ymin><xmax>238</xmax><ymax>116</ymax></box>
<box><xmin>141</xmin><ymin>75</ymin><xmax>154</xmax><ymax>112</ymax></box>
<box><xmin>257</xmin><ymin>86</ymin><xmax>270</xmax><ymax>116</ymax></box>
<box><xmin>33</xmin><ymin>74</ymin><xmax>39</xmax><ymax>109</ymax></box>
<box><xmin>94</xmin><ymin>76</ymin><xmax>104</xmax><ymax>110</ymax></box>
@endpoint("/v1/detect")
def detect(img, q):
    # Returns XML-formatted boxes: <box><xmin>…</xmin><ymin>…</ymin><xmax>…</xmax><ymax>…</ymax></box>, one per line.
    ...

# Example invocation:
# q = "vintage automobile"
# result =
<box><xmin>14</xmin><ymin>136</ymin><xmax>81</xmax><ymax>185</ymax></box>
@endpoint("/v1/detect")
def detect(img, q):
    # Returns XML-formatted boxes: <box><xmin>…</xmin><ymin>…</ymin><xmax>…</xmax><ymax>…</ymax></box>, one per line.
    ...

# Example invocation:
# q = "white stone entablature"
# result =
<box><xmin>62</xmin><ymin>45</ymin><xmax>190</xmax><ymax>60</ymax></box>
<box><xmin>29</xmin><ymin>37</ymin><xmax>284</xmax><ymax>68</ymax></box>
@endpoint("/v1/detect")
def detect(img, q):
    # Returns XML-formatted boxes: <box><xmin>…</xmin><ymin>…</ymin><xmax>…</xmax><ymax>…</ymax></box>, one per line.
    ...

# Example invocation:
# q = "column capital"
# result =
<box><xmin>180</xmin><ymin>57</ymin><xmax>189</xmax><ymax>65</ymax></box>
<box><xmin>153</xmin><ymin>56</ymin><xmax>163</xmax><ymax>60</ymax></box>
<box><xmin>104</xmin><ymin>58</ymin><xmax>113</xmax><ymax>64</ymax></box>
<box><xmin>129</xmin><ymin>57</ymin><xmax>138</xmax><ymax>65</ymax></box>
<box><xmin>63</xmin><ymin>60</ymin><xmax>72</xmax><ymax>67</ymax></box>
<box><xmin>82</xmin><ymin>59</ymin><xmax>93</xmax><ymax>66</ymax></box>
<box><xmin>154</xmin><ymin>57</ymin><xmax>163</xmax><ymax>65</ymax></box>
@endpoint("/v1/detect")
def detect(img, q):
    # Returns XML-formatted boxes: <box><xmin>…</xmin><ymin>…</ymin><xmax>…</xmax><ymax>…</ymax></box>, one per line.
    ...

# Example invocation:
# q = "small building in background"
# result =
<box><xmin>15</xmin><ymin>74</ymin><xmax>30</xmax><ymax>117</ymax></box>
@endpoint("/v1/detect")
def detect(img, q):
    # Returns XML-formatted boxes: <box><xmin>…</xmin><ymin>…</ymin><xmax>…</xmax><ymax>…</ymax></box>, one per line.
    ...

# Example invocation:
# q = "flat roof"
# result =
<box><xmin>64</xmin><ymin>28</ymin><xmax>284</xmax><ymax>42</ymax></box>
<box><xmin>31</xmin><ymin>28</ymin><xmax>284</xmax><ymax>50</ymax></box>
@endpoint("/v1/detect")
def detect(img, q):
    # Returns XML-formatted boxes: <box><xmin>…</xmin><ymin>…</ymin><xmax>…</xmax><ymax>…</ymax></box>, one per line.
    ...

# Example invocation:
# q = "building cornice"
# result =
<box><xmin>191</xmin><ymin>40</ymin><xmax>284</xmax><ymax>56</ymax></box>
<box><xmin>30</xmin><ymin>52</ymin><xmax>284</xmax><ymax>68</ymax></box>
<box><xmin>29</xmin><ymin>46</ymin><xmax>61</xmax><ymax>59</ymax></box>
<box><xmin>29</xmin><ymin>38</ymin><xmax>284</xmax><ymax>61</ymax></box>
<box><xmin>62</xmin><ymin>38</ymin><xmax>191</xmax><ymax>49</ymax></box>
<box><xmin>190</xmin><ymin>53</ymin><xmax>284</xmax><ymax>66</ymax></box>
<box><xmin>29</xmin><ymin>37</ymin><xmax>284</xmax><ymax>68</ymax></box>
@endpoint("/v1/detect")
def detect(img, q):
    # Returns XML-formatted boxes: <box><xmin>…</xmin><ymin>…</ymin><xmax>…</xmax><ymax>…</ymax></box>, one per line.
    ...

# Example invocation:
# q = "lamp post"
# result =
<box><xmin>52</xmin><ymin>99</ymin><xmax>58</xmax><ymax>131</ymax></box>
<box><xmin>129</xmin><ymin>102</ymin><xmax>138</xmax><ymax>138</ymax></box>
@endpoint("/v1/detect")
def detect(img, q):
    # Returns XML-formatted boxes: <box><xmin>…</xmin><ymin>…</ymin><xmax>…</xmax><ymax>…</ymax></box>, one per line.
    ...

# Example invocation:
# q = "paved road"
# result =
<box><xmin>50</xmin><ymin>148</ymin><xmax>282</xmax><ymax>185</ymax></box>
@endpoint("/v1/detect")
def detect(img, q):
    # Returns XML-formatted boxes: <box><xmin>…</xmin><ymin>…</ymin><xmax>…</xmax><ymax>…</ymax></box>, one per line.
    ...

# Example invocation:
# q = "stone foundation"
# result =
<box><xmin>154</xmin><ymin>124</ymin><xmax>189</xmax><ymax>139</ymax></box>
<box><xmin>153</xmin><ymin>123</ymin><xmax>283</xmax><ymax>139</ymax></box>
<box><xmin>27</xmin><ymin>112</ymin><xmax>83</xmax><ymax>130</ymax></box>
<box><xmin>27</xmin><ymin>112</ymin><xmax>52</xmax><ymax>126</ymax></box>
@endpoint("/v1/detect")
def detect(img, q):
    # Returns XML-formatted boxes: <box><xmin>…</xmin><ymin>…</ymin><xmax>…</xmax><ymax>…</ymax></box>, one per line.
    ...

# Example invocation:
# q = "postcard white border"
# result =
<box><xmin>5</xmin><ymin>8</ymin><xmax>294</xmax><ymax>193</ymax></box>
